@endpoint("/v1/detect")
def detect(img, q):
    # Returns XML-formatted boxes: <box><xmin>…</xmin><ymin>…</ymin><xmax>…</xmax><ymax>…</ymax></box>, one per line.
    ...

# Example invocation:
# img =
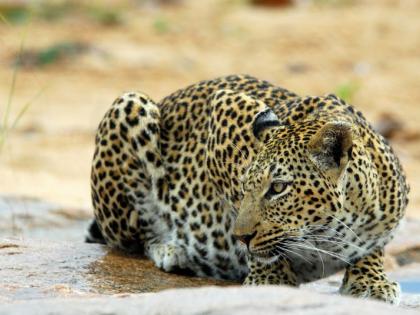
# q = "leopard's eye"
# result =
<box><xmin>265</xmin><ymin>181</ymin><xmax>292</xmax><ymax>200</ymax></box>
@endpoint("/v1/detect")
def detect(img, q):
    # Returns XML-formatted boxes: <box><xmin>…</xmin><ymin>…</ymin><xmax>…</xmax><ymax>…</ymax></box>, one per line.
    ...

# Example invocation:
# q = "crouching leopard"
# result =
<box><xmin>87</xmin><ymin>74</ymin><xmax>409</xmax><ymax>304</ymax></box>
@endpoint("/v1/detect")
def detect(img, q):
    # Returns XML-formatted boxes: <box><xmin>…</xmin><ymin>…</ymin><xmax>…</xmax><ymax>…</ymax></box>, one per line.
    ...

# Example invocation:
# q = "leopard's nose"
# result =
<box><xmin>234</xmin><ymin>231</ymin><xmax>257</xmax><ymax>247</ymax></box>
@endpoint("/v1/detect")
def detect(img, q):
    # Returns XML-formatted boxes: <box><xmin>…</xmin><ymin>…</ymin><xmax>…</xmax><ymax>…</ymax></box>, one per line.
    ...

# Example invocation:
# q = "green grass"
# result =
<box><xmin>87</xmin><ymin>6</ymin><xmax>123</xmax><ymax>26</ymax></box>
<box><xmin>35</xmin><ymin>2</ymin><xmax>76</xmax><ymax>21</ymax></box>
<box><xmin>0</xmin><ymin>7</ymin><xmax>30</xmax><ymax>24</ymax></box>
<box><xmin>15</xmin><ymin>42</ymin><xmax>88</xmax><ymax>68</ymax></box>
<box><xmin>153</xmin><ymin>17</ymin><xmax>171</xmax><ymax>34</ymax></box>
<box><xmin>334</xmin><ymin>81</ymin><xmax>360</xmax><ymax>103</ymax></box>
<box><xmin>0</xmin><ymin>2</ymin><xmax>124</xmax><ymax>26</ymax></box>
<box><xmin>0</xmin><ymin>2</ymin><xmax>73</xmax><ymax>25</ymax></box>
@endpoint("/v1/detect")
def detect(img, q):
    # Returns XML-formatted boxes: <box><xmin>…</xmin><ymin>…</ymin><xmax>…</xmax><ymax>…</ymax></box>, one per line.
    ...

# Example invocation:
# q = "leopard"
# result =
<box><xmin>87</xmin><ymin>74</ymin><xmax>409</xmax><ymax>304</ymax></box>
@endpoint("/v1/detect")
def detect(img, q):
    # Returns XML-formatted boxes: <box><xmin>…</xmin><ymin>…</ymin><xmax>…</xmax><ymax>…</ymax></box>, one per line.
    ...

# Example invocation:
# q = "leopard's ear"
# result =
<box><xmin>252</xmin><ymin>108</ymin><xmax>280</xmax><ymax>143</ymax></box>
<box><xmin>308</xmin><ymin>121</ymin><xmax>353</xmax><ymax>180</ymax></box>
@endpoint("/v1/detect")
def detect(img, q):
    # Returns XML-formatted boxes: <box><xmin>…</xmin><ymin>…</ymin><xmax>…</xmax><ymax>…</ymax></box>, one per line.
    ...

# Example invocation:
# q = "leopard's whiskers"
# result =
<box><xmin>279</xmin><ymin>242</ymin><xmax>314</xmax><ymax>265</ymax></box>
<box><xmin>288</xmin><ymin>242</ymin><xmax>350</xmax><ymax>265</ymax></box>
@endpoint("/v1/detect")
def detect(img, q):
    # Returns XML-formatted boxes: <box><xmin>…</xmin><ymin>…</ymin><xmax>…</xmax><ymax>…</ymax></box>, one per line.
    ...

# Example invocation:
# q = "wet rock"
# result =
<box><xmin>0</xmin><ymin>238</ymin><xmax>232</xmax><ymax>301</ymax></box>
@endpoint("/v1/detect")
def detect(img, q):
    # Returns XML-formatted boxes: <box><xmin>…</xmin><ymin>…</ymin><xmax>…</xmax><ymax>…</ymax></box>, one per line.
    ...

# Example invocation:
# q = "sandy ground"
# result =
<box><xmin>0</xmin><ymin>0</ymin><xmax>419</xmax><ymax>218</ymax></box>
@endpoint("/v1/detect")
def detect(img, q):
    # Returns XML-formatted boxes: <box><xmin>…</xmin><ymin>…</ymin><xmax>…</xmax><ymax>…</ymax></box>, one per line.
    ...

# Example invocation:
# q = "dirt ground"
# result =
<box><xmin>1</xmin><ymin>0</ymin><xmax>419</xmax><ymax>219</ymax></box>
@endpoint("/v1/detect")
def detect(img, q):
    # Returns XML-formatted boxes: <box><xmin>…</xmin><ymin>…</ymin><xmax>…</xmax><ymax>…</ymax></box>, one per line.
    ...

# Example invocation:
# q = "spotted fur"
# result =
<box><xmin>89</xmin><ymin>75</ymin><xmax>409</xmax><ymax>304</ymax></box>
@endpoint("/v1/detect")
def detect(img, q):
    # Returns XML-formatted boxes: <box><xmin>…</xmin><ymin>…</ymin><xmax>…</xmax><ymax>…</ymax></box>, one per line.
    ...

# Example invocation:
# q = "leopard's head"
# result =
<box><xmin>233</xmin><ymin>107</ymin><xmax>353</xmax><ymax>262</ymax></box>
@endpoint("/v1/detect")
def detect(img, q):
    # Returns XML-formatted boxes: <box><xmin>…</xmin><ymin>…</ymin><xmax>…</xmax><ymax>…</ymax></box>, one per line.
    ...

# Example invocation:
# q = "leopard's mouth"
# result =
<box><xmin>250</xmin><ymin>245</ymin><xmax>284</xmax><ymax>258</ymax></box>
<box><xmin>251</xmin><ymin>250</ymin><xmax>282</xmax><ymax>264</ymax></box>
<box><xmin>250</xmin><ymin>237</ymin><xmax>298</xmax><ymax>261</ymax></box>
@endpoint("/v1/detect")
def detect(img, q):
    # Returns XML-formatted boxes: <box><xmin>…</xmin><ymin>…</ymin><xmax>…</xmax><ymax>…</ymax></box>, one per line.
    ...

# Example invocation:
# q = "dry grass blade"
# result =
<box><xmin>0</xmin><ymin>12</ymin><xmax>11</xmax><ymax>26</ymax></box>
<box><xmin>0</xmin><ymin>23</ymin><xmax>45</xmax><ymax>152</ymax></box>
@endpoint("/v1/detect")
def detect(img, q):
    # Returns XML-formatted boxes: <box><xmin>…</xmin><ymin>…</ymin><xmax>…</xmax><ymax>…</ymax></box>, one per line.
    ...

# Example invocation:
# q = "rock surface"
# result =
<box><xmin>0</xmin><ymin>197</ymin><xmax>420</xmax><ymax>313</ymax></box>
<box><xmin>0</xmin><ymin>238</ymin><xmax>231</xmax><ymax>301</ymax></box>
<box><xmin>1</xmin><ymin>237</ymin><xmax>420</xmax><ymax>311</ymax></box>
<box><xmin>1</xmin><ymin>196</ymin><xmax>420</xmax><ymax>312</ymax></box>
<box><xmin>0</xmin><ymin>286</ymin><xmax>419</xmax><ymax>315</ymax></box>
<box><xmin>0</xmin><ymin>196</ymin><xmax>90</xmax><ymax>241</ymax></box>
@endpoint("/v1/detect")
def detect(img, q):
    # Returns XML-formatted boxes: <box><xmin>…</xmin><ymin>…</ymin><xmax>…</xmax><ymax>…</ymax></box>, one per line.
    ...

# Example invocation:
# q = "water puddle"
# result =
<box><xmin>400</xmin><ymin>280</ymin><xmax>420</xmax><ymax>294</ymax></box>
<box><xmin>86</xmin><ymin>250</ymin><xmax>235</xmax><ymax>295</ymax></box>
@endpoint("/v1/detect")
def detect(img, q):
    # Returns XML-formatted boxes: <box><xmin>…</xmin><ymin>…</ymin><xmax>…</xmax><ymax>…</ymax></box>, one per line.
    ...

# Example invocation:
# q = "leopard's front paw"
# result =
<box><xmin>147</xmin><ymin>243</ymin><xmax>188</xmax><ymax>272</ymax></box>
<box><xmin>244</xmin><ymin>273</ymin><xmax>275</xmax><ymax>285</ymax></box>
<box><xmin>340</xmin><ymin>279</ymin><xmax>401</xmax><ymax>305</ymax></box>
<box><xmin>244</xmin><ymin>272</ymin><xmax>297</xmax><ymax>286</ymax></box>
<box><xmin>244</xmin><ymin>256</ymin><xmax>297</xmax><ymax>286</ymax></box>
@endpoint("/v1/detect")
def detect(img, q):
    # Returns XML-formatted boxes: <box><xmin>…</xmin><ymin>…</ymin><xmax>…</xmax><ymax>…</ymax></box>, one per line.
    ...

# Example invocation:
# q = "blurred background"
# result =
<box><xmin>0</xmin><ymin>0</ymin><xmax>419</xmax><ymax>237</ymax></box>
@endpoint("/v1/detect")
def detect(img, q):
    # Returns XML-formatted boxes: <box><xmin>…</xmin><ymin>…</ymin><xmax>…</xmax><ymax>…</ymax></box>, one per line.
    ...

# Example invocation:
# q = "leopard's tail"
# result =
<box><xmin>85</xmin><ymin>219</ymin><xmax>106</xmax><ymax>244</ymax></box>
